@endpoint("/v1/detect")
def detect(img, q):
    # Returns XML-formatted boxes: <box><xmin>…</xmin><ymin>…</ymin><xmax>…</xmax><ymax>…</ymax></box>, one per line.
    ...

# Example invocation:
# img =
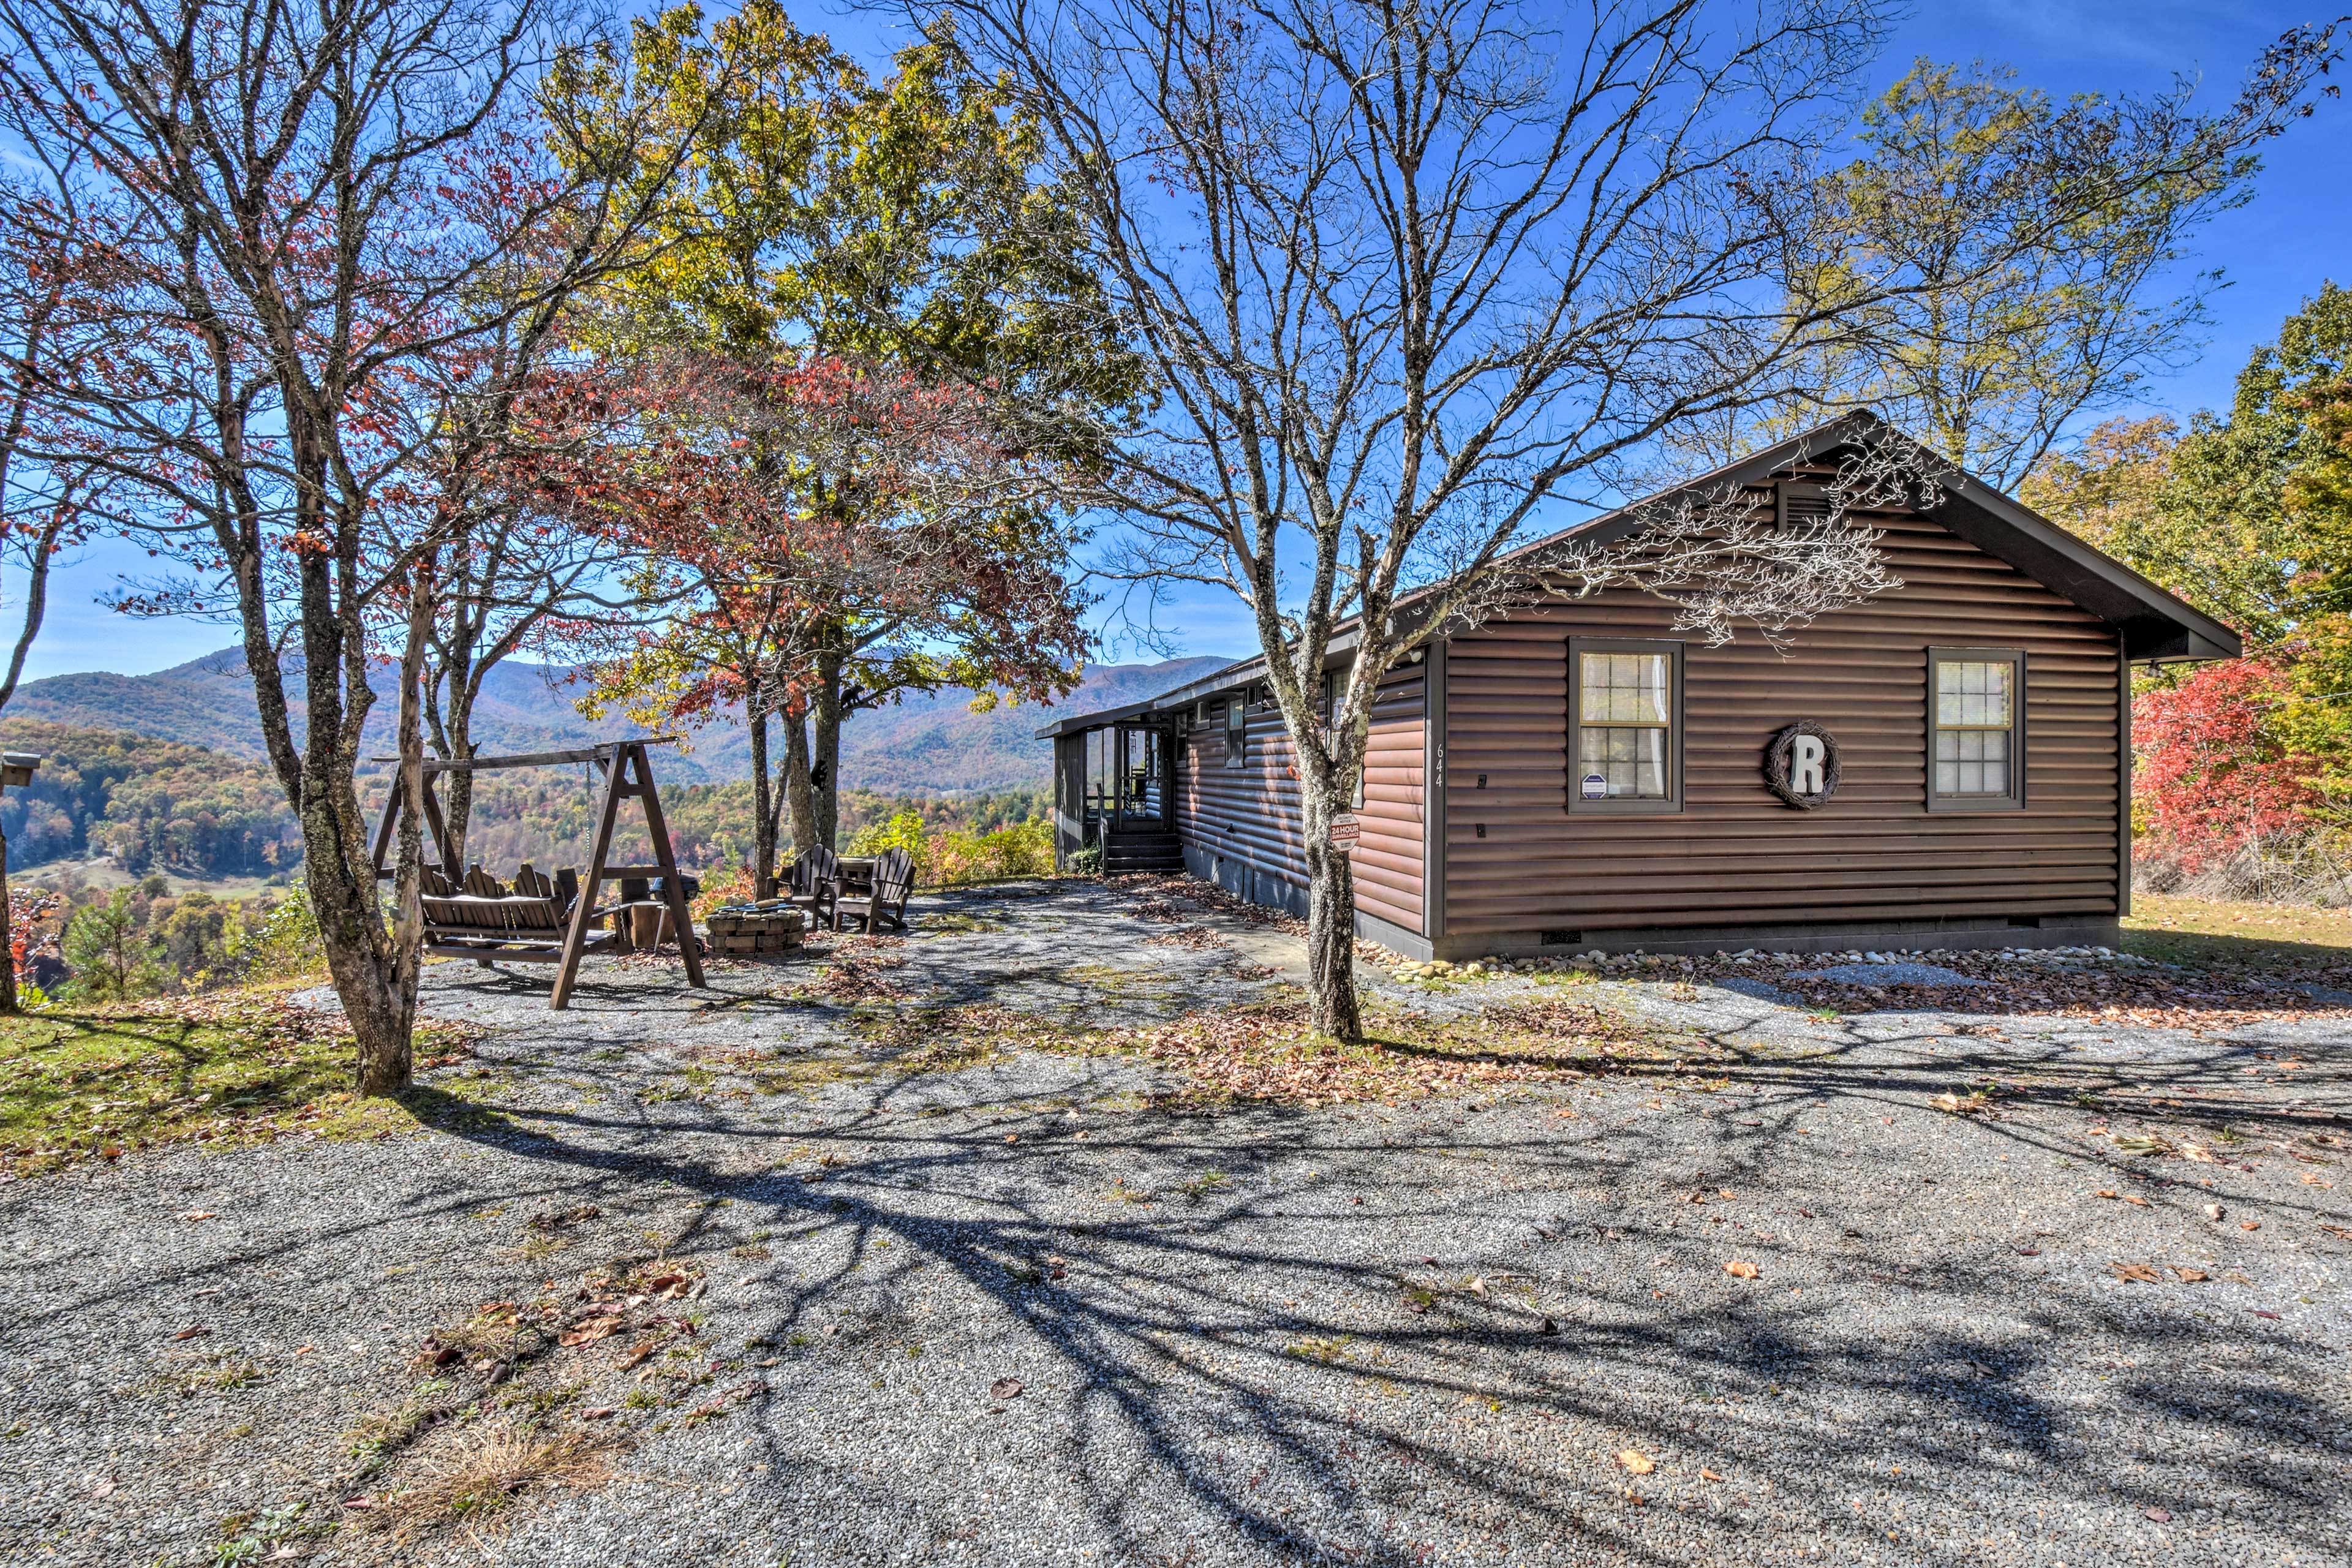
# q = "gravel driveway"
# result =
<box><xmin>4</xmin><ymin>880</ymin><xmax>2347</xmax><ymax>1567</ymax></box>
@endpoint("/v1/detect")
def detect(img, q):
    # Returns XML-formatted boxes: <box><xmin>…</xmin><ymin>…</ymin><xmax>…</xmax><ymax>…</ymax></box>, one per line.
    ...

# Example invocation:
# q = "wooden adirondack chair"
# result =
<box><xmin>783</xmin><ymin>846</ymin><xmax>842</xmax><ymax>930</ymax></box>
<box><xmin>833</xmin><ymin>846</ymin><xmax>914</xmax><ymax>933</ymax></box>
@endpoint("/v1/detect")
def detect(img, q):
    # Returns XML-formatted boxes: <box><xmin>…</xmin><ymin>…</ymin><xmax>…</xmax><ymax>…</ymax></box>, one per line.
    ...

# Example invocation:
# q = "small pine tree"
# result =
<box><xmin>62</xmin><ymin>889</ymin><xmax>162</xmax><ymax>1001</ymax></box>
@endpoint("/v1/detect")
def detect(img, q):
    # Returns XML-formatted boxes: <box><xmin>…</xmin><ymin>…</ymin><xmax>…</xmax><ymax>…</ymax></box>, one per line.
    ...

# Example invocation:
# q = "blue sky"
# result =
<box><xmin>17</xmin><ymin>0</ymin><xmax>2347</xmax><ymax>680</ymax></box>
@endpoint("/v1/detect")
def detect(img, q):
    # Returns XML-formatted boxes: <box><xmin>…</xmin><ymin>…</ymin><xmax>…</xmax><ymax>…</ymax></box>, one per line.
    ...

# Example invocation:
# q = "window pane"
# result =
<box><xmin>1578</xmin><ymin>725</ymin><xmax>1667</xmax><ymax>798</ymax></box>
<box><xmin>1934</xmin><ymin>708</ymin><xmax>2010</xmax><ymax>795</ymax></box>
<box><xmin>1936</xmin><ymin>660</ymin><xmax>2011</xmax><ymax>728</ymax></box>
<box><xmin>1581</xmin><ymin>652</ymin><xmax>1668</xmax><ymax>724</ymax></box>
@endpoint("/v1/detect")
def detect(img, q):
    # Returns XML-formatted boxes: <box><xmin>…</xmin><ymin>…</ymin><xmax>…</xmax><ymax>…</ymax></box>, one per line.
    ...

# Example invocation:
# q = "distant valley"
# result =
<box><xmin>10</xmin><ymin>649</ymin><xmax>1233</xmax><ymax>791</ymax></box>
<box><xmin>0</xmin><ymin>649</ymin><xmax>1236</xmax><ymax>880</ymax></box>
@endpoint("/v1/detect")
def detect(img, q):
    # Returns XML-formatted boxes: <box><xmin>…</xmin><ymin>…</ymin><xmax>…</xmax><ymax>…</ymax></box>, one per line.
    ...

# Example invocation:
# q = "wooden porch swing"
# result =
<box><xmin>369</xmin><ymin>737</ymin><xmax>707</xmax><ymax>1009</ymax></box>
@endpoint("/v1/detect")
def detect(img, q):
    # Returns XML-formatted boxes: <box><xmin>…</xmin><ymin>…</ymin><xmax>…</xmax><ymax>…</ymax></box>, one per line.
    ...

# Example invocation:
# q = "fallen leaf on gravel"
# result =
<box><xmin>2320</xmin><ymin>1223</ymin><xmax>2352</xmax><ymax>1240</ymax></box>
<box><xmin>1723</xmin><ymin>1260</ymin><xmax>1760</xmax><ymax>1280</ymax></box>
<box><xmin>1701</xmin><ymin>1469</ymin><xmax>1724</xmax><ymax>1482</ymax></box>
<box><xmin>581</xmin><ymin>1407</ymin><xmax>616</xmax><ymax>1420</ymax></box>
<box><xmin>2097</xmin><ymin>1189</ymin><xmax>2119</xmax><ymax>1200</ymax></box>
<box><xmin>618</xmin><ymin>1340</ymin><xmax>658</xmax><ymax>1370</ymax></box>
<box><xmin>2224</xmin><ymin>1270</ymin><xmax>2254</xmax><ymax>1284</ymax></box>
<box><xmin>559</xmin><ymin>1315</ymin><xmax>622</xmax><ymax>1347</ymax></box>
<box><xmin>2110</xmin><ymin>1263</ymin><xmax>2162</xmax><ymax>1283</ymax></box>
<box><xmin>990</xmin><ymin>1376</ymin><xmax>1025</xmax><ymax>1400</ymax></box>
<box><xmin>172</xmin><ymin>1324</ymin><xmax>209</xmax><ymax>1341</ymax></box>
<box><xmin>2145</xmin><ymin>1507</ymin><xmax>2173</xmax><ymax>1523</ymax></box>
<box><xmin>179</xmin><ymin>1211</ymin><xmax>217</xmax><ymax>1223</ymax></box>
<box><xmin>2241</xmin><ymin>1221</ymin><xmax>2261</xmax><ymax>1232</ymax></box>
<box><xmin>2121</xmin><ymin>1194</ymin><xmax>2152</xmax><ymax>1208</ymax></box>
<box><xmin>2182</xmin><ymin>1145</ymin><xmax>2216</xmax><ymax>1163</ymax></box>
<box><xmin>2252</xmin><ymin>1310</ymin><xmax>2281</xmax><ymax>1320</ymax></box>
<box><xmin>2299</xmin><ymin>1173</ymin><xmax>2334</xmax><ymax>1188</ymax></box>
<box><xmin>644</xmin><ymin>1272</ymin><xmax>687</xmax><ymax>1294</ymax></box>
<box><xmin>2113</xmin><ymin>1134</ymin><xmax>2171</xmax><ymax>1156</ymax></box>
<box><xmin>1616</xmin><ymin>1450</ymin><xmax>1654</xmax><ymax>1475</ymax></box>
<box><xmin>100</xmin><ymin>1145</ymin><xmax>121</xmax><ymax>1161</ymax></box>
<box><xmin>2173</xmin><ymin>1267</ymin><xmax>2209</xmax><ymax>1283</ymax></box>
<box><xmin>2016</xmin><ymin>1246</ymin><xmax>2041</xmax><ymax>1257</ymax></box>
<box><xmin>1466</xmin><ymin>1276</ymin><xmax>1489</xmax><ymax>1299</ymax></box>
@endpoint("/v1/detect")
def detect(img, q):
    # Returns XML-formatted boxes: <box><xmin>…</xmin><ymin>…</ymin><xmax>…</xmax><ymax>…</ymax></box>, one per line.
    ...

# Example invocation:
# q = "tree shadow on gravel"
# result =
<box><xmin>389</xmin><ymin>1061</ymin><xmax>2350</xmax><ymax>1568</ymax></box>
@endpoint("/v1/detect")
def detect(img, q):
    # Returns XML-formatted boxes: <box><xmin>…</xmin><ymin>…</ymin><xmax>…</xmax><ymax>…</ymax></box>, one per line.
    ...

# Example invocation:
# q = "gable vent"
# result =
<box><xmin>1776</xmin><ymin>481</ymin><xmax>1833</xmax><ymax>531</ymax></box>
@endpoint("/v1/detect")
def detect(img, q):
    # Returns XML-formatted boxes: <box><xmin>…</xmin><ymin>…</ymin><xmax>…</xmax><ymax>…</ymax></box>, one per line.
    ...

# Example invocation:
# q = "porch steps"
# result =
<box><xmin>1102</xmin><ymin>827</ymin><xmax>1184</xmax><ymax>873</ymax></box>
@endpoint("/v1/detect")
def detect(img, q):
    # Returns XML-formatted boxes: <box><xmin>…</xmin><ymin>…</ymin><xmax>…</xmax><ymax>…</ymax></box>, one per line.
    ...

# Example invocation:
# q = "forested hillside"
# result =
<box><xmin>0</xmin><ymin>721</ymin><xmax>301</xmax><ymax>876</ymax></box>
<box><xmin>11</xmin><ymin>651</ymin><xmax>1229</xmax><ymax>793</ymax></box>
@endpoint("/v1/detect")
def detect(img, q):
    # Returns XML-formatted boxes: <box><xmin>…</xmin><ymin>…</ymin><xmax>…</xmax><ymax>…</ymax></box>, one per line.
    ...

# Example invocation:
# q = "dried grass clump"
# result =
<box><xmin>369</xmin><ymin>1421</ymin><xmax>606</xmax><ymax>1540</ymax></box>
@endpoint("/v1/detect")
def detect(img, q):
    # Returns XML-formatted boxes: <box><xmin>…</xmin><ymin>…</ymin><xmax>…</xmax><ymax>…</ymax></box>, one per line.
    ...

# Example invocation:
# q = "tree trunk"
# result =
<box><xmin>813</xmin><ymin>650</ymin><xmax>845</xmax><ymax>846</ymax></box>
<box><xmin>335</xmin><ymin>560</ymin><xmax>434</xmax><ymax>1096</ymax></box>
<box><xmin>1298</xmin><ymin>773</ymin><xmax>1363</xmax><ymax>1038</ymax></box>
<box><xmin>440</xmin><ymin>712</ymin><xmax>477</xmax><ymax>869</ymax></box>
<box><xmin>748</xmin><ymin>693</ymin><xmax>777</xmax><ymax>900</ymax></box>
<box><xmin>782</xmin><ymin>712</ymin><xmax>818</xmax><ymax>859</ymax></box>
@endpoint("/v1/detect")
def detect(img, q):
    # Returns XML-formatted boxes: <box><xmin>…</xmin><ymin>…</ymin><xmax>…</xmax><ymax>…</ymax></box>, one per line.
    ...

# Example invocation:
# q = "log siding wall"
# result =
<box><xmin>1442</xmin><ymin>508</ymin><xmax>2125</xmax><ymax>943</ymax></box>
<box><xmin>1175</xmin><ymin>669</ymin><xmax>1426</xmax><ymax>933</ymax></box>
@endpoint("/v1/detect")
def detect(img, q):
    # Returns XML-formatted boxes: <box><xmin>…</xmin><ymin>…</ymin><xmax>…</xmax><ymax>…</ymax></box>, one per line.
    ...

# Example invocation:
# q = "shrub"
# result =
<box><xmin>226</xmin><ymin>889</ymin><xmax>326</xmax><ymax>984</ymax></box>
<box><xmin>844</xmin><ymin>812</ymin><xmax>1055</xmax><ymax>886</ymax></box>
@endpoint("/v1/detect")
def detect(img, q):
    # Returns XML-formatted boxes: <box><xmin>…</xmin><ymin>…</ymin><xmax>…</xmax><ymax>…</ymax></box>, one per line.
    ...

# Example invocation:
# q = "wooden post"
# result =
<box><xmin>371</xmin><ymin>767</ymin><xmax>457</xmax><ymax>881</ymax></box>
<box><xmin>633</xmin><ymin>742</ymin><xmax>706</xmax><ymax>990</ymax></box>
<box><xmin>550</xmin><ymin>747</ymin><xmax>628</xmax><ymax>1010</ymax></box>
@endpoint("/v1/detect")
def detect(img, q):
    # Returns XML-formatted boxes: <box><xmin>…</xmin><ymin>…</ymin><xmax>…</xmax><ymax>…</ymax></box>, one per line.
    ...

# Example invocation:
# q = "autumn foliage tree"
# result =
<box><xmin>2032</xmin><ymin>286</ymin><xmax>2352</xmax><ymax>873</ymax></box>
<box><xmin>571</xmin><ymin>352</ymin><xmax>1086</xmax><ymax>895</ymax></box>
<box><xmin>2131</xmin><ymin>657</ymin><xmax>2324</xmax><ymax>870</ymax></box>
<box><xmin>559</xmin><ymin>2</ymin><xmax>1133</xmax><ymax>848</ymax></box>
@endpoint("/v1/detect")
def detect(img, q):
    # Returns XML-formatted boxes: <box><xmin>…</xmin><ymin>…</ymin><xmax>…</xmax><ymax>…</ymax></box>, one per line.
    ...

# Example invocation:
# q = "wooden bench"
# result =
<box><xmin>418</xmin><ymin>864</ymin><xmax>615</xmax><ymax>964</ymax></box>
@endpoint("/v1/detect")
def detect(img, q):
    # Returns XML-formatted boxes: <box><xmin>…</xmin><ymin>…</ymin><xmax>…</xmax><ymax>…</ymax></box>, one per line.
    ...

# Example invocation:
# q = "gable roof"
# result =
<box><xmin>1037</xmin><ymin>412</ymin><xmax>2240</xmax><ymax>739</ymax></box>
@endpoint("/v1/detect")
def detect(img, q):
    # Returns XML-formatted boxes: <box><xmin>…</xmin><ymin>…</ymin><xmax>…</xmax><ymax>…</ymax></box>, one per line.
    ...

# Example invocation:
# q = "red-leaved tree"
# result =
<box><xmin>566</xmin><ymin>351</ymin><xmax>1085</xmax><ymax>895</ymax></box>
<box><xmin>2133</xmin><ymin>657</ymin><xmax>2326</xmax><ymax>869</ymax></box>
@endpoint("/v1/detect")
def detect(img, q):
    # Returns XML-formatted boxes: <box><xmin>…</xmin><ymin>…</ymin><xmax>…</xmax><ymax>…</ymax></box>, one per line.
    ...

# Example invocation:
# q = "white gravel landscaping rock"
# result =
<box><xmin>1792</xmin><ymin>962</ymin><xmax>1988</xmax><ymax>987</ymax></box>
<box><xmin>3</xmin><ymin>880</ymin><xmax>2346</xmax><ymax>1567</ymax></box>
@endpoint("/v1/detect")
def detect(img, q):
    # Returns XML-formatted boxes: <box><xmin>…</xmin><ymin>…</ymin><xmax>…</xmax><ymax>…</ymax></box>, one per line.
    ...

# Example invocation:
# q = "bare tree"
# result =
<box><xmin>923</xmin><ymin>0</ymin><xmax>2341</xmax><ymax>1036</ymax></box>
<box><xmin>0</xmin><ymin>0</ymin><xmax>715</xmax><ymax>1089</ymax></box>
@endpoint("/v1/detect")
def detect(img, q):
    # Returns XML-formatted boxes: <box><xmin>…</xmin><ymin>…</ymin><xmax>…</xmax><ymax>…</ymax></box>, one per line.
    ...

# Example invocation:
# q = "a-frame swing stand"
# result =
<box><xmin>371</xmin><ymin>739</ymin><xmax>707</xmax><ymax>1009</ymax></box>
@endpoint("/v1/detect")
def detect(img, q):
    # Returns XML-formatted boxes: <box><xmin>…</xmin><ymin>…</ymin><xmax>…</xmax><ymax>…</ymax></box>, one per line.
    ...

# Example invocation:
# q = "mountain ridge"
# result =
<box><xmin>12</xmin><ymin>649</ymin><xmax>1236</xmax><ymax>793</ymax></box>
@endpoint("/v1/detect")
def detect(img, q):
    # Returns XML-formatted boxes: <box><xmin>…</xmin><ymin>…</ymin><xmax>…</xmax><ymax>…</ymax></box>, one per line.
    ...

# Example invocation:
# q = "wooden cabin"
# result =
<box><xmin>1039</xmin><ymin>417</ymin><xmax>2239</xmax><ymax>959</ymax></box>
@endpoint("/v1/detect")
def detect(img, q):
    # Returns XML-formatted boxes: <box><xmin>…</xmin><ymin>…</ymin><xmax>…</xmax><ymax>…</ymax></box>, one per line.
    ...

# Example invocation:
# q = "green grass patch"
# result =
<box><xmin>2123</xmin><ymin>892</ymin><xmax>2352</xmax><ymax>970</ymax></box>
<box><xmin>0</xmin><ymin>996</ymin><xmax>461</xmax><ymax>1177</ymax></box>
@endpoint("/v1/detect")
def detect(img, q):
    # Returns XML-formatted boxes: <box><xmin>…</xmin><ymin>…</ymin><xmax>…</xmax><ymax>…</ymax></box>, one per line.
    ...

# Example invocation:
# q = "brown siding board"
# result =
<box><xmin>1175</xmin><ymin>668</ymin><xmax>1425</xmax><ymax>932</ymax></box>
<box><xmin>1442</xmin><ymin>509</ymin><xmax>2124</xmax><ymax>939</ymax></box>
